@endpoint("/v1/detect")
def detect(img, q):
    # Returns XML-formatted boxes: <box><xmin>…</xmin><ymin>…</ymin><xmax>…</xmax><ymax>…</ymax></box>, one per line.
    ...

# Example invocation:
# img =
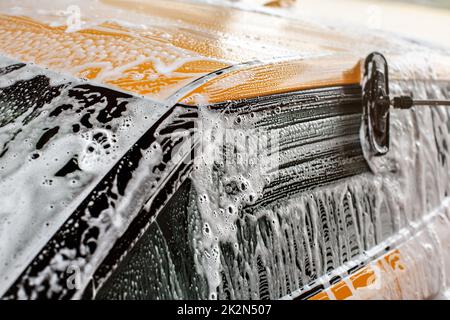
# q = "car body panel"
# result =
<box><xmin>0</xmin><ymin>0</ymin><xmax>450</xmax><ymax>300</ymax></box>
<box><xmin>2</xmin><ymin>0</ymin><xmax>449</xmax><ymax>105</ymax></box>
<box><xmin>0</xmin><ymin>56</ymin><xmax>172</xmax><ymax>296</ymax></box>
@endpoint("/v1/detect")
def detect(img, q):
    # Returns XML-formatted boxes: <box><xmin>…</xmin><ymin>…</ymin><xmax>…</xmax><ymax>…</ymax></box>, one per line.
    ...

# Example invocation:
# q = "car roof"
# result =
<box><xmin>1</xmin><ymin>0</ymin><xmax>450</xmax><ymax>299</ymax></box>
<box><xmin>1</xmin><ymin>0</ymin><xmax>448</xmax><ymax>105</ymax></box>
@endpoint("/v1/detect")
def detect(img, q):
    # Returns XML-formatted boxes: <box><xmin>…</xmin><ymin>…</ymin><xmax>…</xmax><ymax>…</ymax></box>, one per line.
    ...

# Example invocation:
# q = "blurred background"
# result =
<box><xmin>191</xmin><ymin>0</ymin><xmax>450</xmax><ymax>48</ymax></box>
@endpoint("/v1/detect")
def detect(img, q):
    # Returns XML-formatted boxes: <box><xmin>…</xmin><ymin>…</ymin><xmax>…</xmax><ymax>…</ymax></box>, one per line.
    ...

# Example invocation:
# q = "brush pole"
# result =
<box><xmin>392</xmin><ymin>96</ymin><xmax>450</xmax><ymax>109</ymax></box>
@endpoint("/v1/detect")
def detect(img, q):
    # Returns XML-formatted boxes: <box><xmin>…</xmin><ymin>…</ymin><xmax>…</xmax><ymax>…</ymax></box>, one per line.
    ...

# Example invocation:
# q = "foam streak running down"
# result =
<box><xmin>189</xmin><ymin>80</ymin><xmax>450</xmax><ymax>300</ymax></box>
<box><xmin>91</xmin><ymin>80</ymin><xmax>450</xmax><ymax>300</ymax></box>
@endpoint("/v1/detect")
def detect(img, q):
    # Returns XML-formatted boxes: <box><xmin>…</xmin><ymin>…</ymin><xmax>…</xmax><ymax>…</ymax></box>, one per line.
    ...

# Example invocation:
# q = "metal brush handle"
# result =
<box><xmin>392</xmin><ymin>96</ymin><xmax>450</xmax><ymax>109</ymax></box>
<box><xmin>362</xmin><ymin>52</ymin><xmax>450</xmax><ymax>156</ymax></box>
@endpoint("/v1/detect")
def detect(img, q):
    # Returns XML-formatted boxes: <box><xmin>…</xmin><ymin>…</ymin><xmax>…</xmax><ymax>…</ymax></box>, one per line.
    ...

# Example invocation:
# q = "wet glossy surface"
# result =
<box><xmin>0</xmin><ymin>56</ymin><xmax>169</xmax><ymax>296</ymax></box>
<box><xmin>1</xmin><ymin>0</ymin><xmax>448</xmax><ymax>104</ymax></box>
<box><xmin>0</xmin><ymin>0</ymin><xmax>450</xmax><ymax>301</ymax></box>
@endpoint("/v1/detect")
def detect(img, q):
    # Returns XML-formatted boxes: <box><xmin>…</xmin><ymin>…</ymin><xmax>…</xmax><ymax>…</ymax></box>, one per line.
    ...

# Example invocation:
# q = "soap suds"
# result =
<box><xmin>188</xmin><ymin>77</ymin><xmax>450</xmax><ymax>299</ymax></box>
<box><xmin>0</xmin><ymin>56</ymin><xmax>168</xmax><ymax>296</ymax></box>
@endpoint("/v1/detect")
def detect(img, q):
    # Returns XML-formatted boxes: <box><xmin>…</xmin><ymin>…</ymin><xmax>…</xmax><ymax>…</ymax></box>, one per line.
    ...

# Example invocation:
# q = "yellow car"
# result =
<box><xmin>0</xmin><ymin>0</ymin><xmax>449</xmax><ymax>300</ymax></box>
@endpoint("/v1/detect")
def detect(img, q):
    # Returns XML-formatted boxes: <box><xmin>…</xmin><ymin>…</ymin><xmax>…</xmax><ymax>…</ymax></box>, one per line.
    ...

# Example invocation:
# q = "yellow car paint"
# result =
<box><xmin>0</xmin><ymin>0</ymin><xmax>449</xmax><ymax>300</ymax></box>
<box><xmin>1</xmin><ymin>0</ymin><xmax>449</xmax><ymax>105</ymax></box>
<box><xmin>180</xmin><ymin>55</ymin><xmax>361</xmax><ymax>105</ymax></box>
<box><xmin>0</xmin><ymin>0</ymin><xmax>387</xmax><ymax>104</ymax></box>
